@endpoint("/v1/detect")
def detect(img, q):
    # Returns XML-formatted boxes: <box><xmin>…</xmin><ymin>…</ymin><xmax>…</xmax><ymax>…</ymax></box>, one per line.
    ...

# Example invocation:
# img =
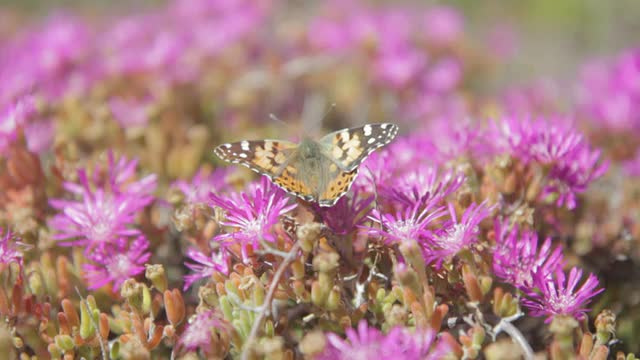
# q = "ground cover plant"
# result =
<box><xmin>1</xmin><ymin>0</ymin><xmax>639</xmax><ymax>359</ymax></box>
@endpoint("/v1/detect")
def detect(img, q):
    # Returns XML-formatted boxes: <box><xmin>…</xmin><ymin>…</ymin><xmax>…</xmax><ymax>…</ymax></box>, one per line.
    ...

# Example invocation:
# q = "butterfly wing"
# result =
<box><xmin>214</xmin><ymin>140</ymin><xmax>298</xmax><ymax>178</ymax></box>
<box><xmin>319</xmin><ymin>123</ymin><xmax>399</xmax><ymax>172</ymax></box>
<box><xmin>214</xmin><ymin>140</ymin><xmax>317</xmax><ymax>202</ymax></box>
<box><xmin>317</xmin><ymin>164</ymin><xmax>359</xmax><ymax>207</ymax></box>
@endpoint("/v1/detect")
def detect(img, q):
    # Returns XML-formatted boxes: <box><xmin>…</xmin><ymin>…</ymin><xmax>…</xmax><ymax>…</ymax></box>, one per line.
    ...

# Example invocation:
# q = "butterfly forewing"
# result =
<box><xmin>214</xmin><ymin>140</ymin><xmax>298</xmax><ymax>178</ymax></box>
<box><xmin>319</xmin><ymin>123</ymin><xmax>399</xmax><ymax>172</ymax></box>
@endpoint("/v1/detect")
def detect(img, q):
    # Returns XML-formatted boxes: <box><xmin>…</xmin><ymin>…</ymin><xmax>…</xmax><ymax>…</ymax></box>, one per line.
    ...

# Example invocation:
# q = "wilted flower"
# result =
<box><xmin>522</xmin><ymin>267</ymin><xmax>603</xmax><ymax>323</ymax></box>
<box><xmin>183</xmin><ymin>247</ymin><xmax>230</xmax><ymax>290</ymax></box>
<box><xmin>493</xmin><ymin>220</ymin><xmax>564</xmax><ymax>288</ymax></box>
<box><xmin>318</xmin><ymin>320</ymin><xmax>450</xmax><ymax>360</ymax></box>
<box><xmin>0</xmin><ymin>228</ymin><xmax>29</xmax><ymax>268</ymax></box>
<box><xmin>210</xmin><ymin>176</ymin><xmax>296</xmax><ymax>260</ymax></box>
<box><xmin>423</xmin><ymin>201</ymin><xmax>492</xmax><ymax>266</ymax></box>
<box><xmin>177</xmin><ymin>310</ymin><xmax>231</xmax><ymax>355</ymax></box>
<box><xmin>83</xmin><ymin>236</ymin><xmax>151</xmax><ymax>291</ymax></box>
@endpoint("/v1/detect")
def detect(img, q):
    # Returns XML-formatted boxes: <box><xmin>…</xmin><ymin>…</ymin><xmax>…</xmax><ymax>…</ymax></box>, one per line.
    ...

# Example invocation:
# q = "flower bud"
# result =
<box><xmin>145</xmin><ymin>264</ymin><xmax>168</xmax><ymax>292</ymax></box>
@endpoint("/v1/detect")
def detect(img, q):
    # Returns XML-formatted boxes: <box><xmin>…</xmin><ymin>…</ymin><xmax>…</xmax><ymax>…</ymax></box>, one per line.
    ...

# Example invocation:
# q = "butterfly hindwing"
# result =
<box><xmin>272</xmin><ymin>163</ymin><xmax>316</xmax><ymax>201</ymax></box>
<box><xmin>319</xmin><ymin>123</ymin><xmax>399</xmax><ymax>172</ymax></box>
<box><xmin>318</xmin><ymin>166</ymin><xmax>359</xmax><ymax>207</ymax></box>
<box><xmin>214</xmin><ymin>140</ymin><xmax>297</xmax><ymax>178</ymax></box>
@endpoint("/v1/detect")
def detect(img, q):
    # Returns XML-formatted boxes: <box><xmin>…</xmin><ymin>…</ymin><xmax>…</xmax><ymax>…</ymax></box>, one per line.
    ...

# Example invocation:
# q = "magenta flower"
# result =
<box><xmin>318</xmin><ymin>320</ymin><xmax>450</xmax><ymax>360</ymax></box>
<box><xmin>493</xmin><ymin>220</ymin><xmax>564</xmax><ymax>288</ymax></box>
<box><xmin>0</xmin><ymin>96</ymin><xmax>35</xmax><ymax>155</ymax></box>
<box><xmin>183</xmin><ymin>248</ymin><xmax>230</xmax><ymax>290</ymax></box>
<box><xmin>383</xmin><ymin>166</ymin><xmax>464</xmax><ymax>209</ymax></box>
<box><xmin>422</xmin><ymin>58</ymin><xmax>462</xmax><ymax>93</ymax></box>
<box><xmin>210</xmin><ymin>176</ymin><xmax>296</xmax><ymax>261</ymax></box>
<box><xmin>24</xmin><ymin>119</ymin><xmax>54</xmax><ymax>155</ymax></box>
<box><xmin>423</xmin><ymin>201</ymin><xmax>492</xmax><ymax>267</ymax></box>
<box><xmin>314</xmin><ymin>188</ymin><xmax>374</xmax><ymax>236</ymax></box>
<box><xmin>83</xmin><ymin>236</ymin><xmax>151</xmax><ymax>291</ymax></box>
<box><xmin>491</xmin><ymin>116</ymin><xmax>608</xmax><ymax>209</ymax></box>
<box><xmin>422</xmin><ymin>6</ymin><xmax>463</xmax><ymax>46</ymax></box>
<box><xmin>623</xmin><ymin>149</ymin><xmax>640</xmax><ymax>177</ymax></box>
<box><xmin>0</xmin><ymin>228</ymin><xmax>29</xmax><ymax>268</ymax></box>
<box><xmin>177</xmin><ymin>310</ymin><xmax>231</xmax><ymax>355</ymax></box>
<box><xmin>50</xmin><ymin>187</ymin><xmax>145</xmax><ymax>249</ymax></box>
<box><xmin>576</xmin><ymin>49</ymin><xmax>640</xmax><ymax>133</ymax></box>
<box><xmin>373</xmin><ymin>47</ymin><xmax>426</xmax><ymax>89</ymax></box>
<box><xmin>109</xmin><ymin>96</ymin><xmax>154</xmax><ymax>129</ymax></box>
<box><xmin>101</xmin><ymin>151</ymin><xmax>157</xmax><ymax>198</ymax></box>
<box><xmin>365</xmin><ymin>196</ymin><xmax>444</xmax><ymax>246</ymax></box>
<box><xmin>49</xmin><ymin>152</ymin><xmax>156</xmax><ymax>250</ymax></box>
<box><xmin>171</xmin><ymin>167</ymin><xmax>231</xmax><ymax>204</ymax></box>
<box><xmin>522</xmin><ymin>267</ymin><xmax>603</xmax><ymax>323</ymax></box>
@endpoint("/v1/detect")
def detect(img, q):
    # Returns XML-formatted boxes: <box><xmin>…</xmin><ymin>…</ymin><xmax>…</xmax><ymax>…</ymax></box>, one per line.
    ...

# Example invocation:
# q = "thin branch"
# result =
<box><xmin>240</xmin><ymin>242</ymin><xmax>300</xmax><ymax>360</ymax></box>
<box><xmin>493</xmin><ymin>315</ymin><xmax>534</xmax><ymax>360</ymax></box>
<box><xmin>75</xmin><ymin>287</ymin><xmax>108</xmax><ymax>360</ymax></box>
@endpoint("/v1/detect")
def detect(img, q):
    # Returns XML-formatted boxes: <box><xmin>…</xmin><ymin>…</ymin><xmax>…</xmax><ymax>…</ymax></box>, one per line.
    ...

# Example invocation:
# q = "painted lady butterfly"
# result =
<box><xmin>214</xmin><ymin>123</ymin><xmax>399</xmax><ymax>207</ymax></box>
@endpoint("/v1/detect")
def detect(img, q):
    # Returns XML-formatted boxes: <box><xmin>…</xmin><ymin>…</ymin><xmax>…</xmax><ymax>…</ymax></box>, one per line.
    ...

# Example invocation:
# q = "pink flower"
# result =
<box><xmin>423</xmin><ymin>201</ymin><xmax>492</xmax><ymax>267</ymax></box>
<box><xmin>522</xmin><ymin>267</ymin><xmax>603</xmax><ymax>323</ymax></box>
<box><xmin>210</xmin><ymin>176</ymin><xmax>296</xmax><ymax>261</ymax></box>
<box><xmin>177</xmin><ymin>310</ymin><xmax>232</xmax><ymax>355</ymax></box>
<box><xmin>0</xmin><ymin>96</ymin><xmax>35</xmax><ymax>155</ymax></box>
<box><xmin>183</xmin><ymin>248</ymin><xmax>230</xmax><ymax>290</ymax></box>
<box><xmin>83</xmin><ymin>236</ymin><xmax>151</xmax><ymax>291</ymax></box>
<box><xmin>422</xmin><ymin>6</ymin><xmax>463</xmax><ymax>46</ymax></box>
<box><xmin>0</xmin><ymin>228</ymin><xmax>29</xmax><ymax>268</ymax></box>
<box><xmin>365</xmin><ymin>196</ymin><xmax>445</xmax><ymax>246</ymax></box>
<box><xmin>171</xmin><ymin>167</ymin><xmax>231</xmax><ymax>204</ymax></box>
<box><xmin>319</xmin><ymin>320</ymin><xmax>450</xmax><ymax>360</ymax></box>
<box><xmin>493</xmin><ymin>220</ymin><xmax>564</xmax><ymax>288</ymax></box>
<box><xmin>314</xmin><ymin>188</ymin><xmax>374</xmax><ymax>236</ymax></box>
<box><xmin>49</xmin><ymin>152</ymin><xmax>156</xmax><ymax>251</ymax></box>
<box><xmin>109</xmin><ymin>97</ymin><xmax>154</xmax><ymax>129</ymax></box>
<box><xmin>491</xmin><ymin>116</ymin><xmax>608</xmax><ymax>209</ymax></box>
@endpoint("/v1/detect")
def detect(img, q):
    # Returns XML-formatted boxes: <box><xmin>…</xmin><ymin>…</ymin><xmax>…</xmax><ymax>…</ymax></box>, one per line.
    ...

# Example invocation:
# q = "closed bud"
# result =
<box><xmin>145</xmin><ymin>264</ymin><xmax>168</xmax><ymax>292</ymax></box>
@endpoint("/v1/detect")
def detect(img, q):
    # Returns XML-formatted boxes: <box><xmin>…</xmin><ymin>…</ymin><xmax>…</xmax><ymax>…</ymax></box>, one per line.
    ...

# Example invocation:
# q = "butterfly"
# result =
<box><xmin>214</xmin><ymin>123</ymin><xmax>399</xmax><ymax>207</ymax></box>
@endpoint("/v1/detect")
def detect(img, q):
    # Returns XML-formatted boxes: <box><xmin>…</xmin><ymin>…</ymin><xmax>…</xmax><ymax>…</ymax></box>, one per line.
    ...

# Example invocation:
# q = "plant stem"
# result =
<box><xmin>240</xmin><ymin>242</ymin><xmax>300</xmax><ymax>360</ymax></box>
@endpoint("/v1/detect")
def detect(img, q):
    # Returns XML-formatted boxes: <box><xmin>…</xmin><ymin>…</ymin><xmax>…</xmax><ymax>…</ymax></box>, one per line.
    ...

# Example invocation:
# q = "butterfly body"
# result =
<box><xmin>215</xmin><ymin>123</ymin><xmax>398</xmax><ymax>207</ymax></box>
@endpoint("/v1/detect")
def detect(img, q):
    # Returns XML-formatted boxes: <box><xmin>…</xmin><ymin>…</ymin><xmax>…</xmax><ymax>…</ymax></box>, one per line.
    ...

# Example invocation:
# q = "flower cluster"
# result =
<box><xmin>318</xmin><ymin>321</ymin><xmax>451</xmax><ymax>360</ymax></box>
<box><xmin>49</xmin><ymin>152</ymin><xmax>156</xmax><ymax>290</ymax></box>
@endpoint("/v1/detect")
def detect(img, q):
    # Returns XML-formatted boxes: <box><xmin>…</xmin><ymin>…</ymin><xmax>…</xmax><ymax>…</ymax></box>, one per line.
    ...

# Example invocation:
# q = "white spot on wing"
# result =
<box><xmin>381</xmin><ymin>123</ymin><xmax>388</xmax><ymax>129</ymax></box>
<box><xmin>363</xmin><ymin>124</ymin><xmax>372</xmax><ymax>136</ymax></box>
<box><xmin>239</xmin><ymin>153</ymin><xmax>248</xmax><ymax>158</ymax></box>
<box><xmin>367</xmin><ymin>138</ymin><xmax>376</xmax><ymax>144</ymax></box>
<box><xmin>241</xmin><ymin>141</ymin><xmax>250</xmax><ymax>151</ymax></box>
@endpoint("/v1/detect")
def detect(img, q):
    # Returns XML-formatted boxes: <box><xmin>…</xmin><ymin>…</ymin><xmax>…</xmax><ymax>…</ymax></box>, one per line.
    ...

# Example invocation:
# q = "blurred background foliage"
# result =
<box><xmin>2</xmin><ymin>0</ymin><xmax>640</xmax><ymax>87</ymax></box>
